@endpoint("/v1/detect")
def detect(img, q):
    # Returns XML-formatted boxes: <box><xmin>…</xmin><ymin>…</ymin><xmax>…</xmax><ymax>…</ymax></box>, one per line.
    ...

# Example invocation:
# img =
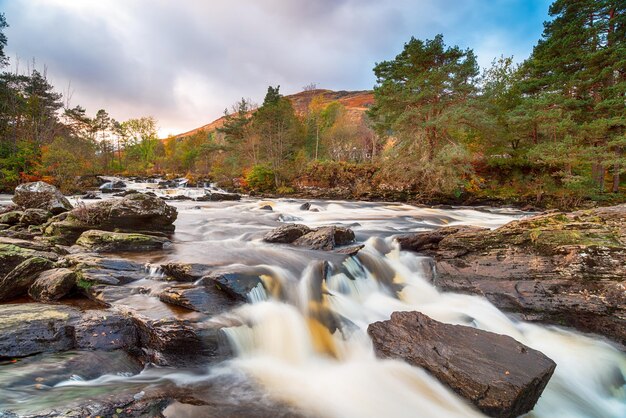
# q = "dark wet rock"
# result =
<box><xmin>45</xmin><ymin>193</ymin><xmax>177</xmax><ymax>244</ymax></box>
<box><xmin>195</xmin><ymin>192</ymin><xmax>241</xmax><ymax>201</ymax></box>
<box><xmin>263</xmin><ymin>224</ymin><xmax>355</xmax><ymax>250</ymax></box>
<box><xmin>100</xmin><ymin>180</ymin><xmax>126</xmax><ymax>191</ymax></box>
<box><xmin>399</xmin><ymin>205</ymin><xmax>626</xmax><ymax>345</ymax></box>
<box><xmin>76</xmin><ymin>229</ymin><xmax>170</xmax><ymax>253</ymax></box>
<box><xmin>396</xmin><ymin>226</ymin><xmax>488</xmax><ymax>253</ymax></box>
<box><xmin>158</xmin><ymin>179</ymin><xmax>179</xmax><ymax>189</ymax></box>
<box><xmin>299</xmin><ymin>202</ymin><xmax>311</xmax><ymax>211</ymax></box>
<box><xmin>132</xmin><ymin>314</ymin><xmax>204</xmax><ymax>365</ymax></box>
<box><xmin>81</xmin><ymin>191</ymin><xmax>101</xmax><ymax>199</ymax></box>
<box><xmin>0</xmin><ymin>228</ymin><xmax>36</xmax><ymax>240</ymax></box>
<box><xmin>159</xmin><ymin>283</ymin><xmax>237</xmax><ymax>314</ymax></box>
<box><xmin>161</xmin><ymin>262</ymin><xmax>215</xmax><ymax>282</ymax></box>
<box><xmin>202</xmin><ymin>271</ymin><xmax>264</xmax><ymax>302</ymax></box>
<box><xmin>260</xmin><ymin>205</ymin><xmax>273</xmax><ymax>211</ymax></box>
<box><xmin>0</xmin><ymin>257</ymin><xmax>55</xmax><ymax>301</ymax></box>
<box><xmin>28</xmin><ymin>268</ymin><xmax>77</xmax><ymax>301</ymax></box>
<box><xmin>293</xmin><ymin>226</ymin><xmax>355</xmax><ymax>250</ymax></box>
<box><xmin>368</xmin><ymin>311</ymin><xmax>556</xmax><ymax>418</ymax></box>
<box><xmin>68</xmin><ymin>253</ymin><xmax>148</xmax><ymax>287</ymax></box>
<box><xmin>0</xmin><ymin>304</ymin><xmax>77</xmax><ymax>358</ymax></box>
<box><xmin>0</xmin><ymin>304</ymin><xmax>138</xmax><ymax>358</ymax></box>
<box><xmin>13</xmin><ymin>181</ymin><xmax>73</xmax><ymax>214</ymax></box>
<box><xmin>19</xmin><ymin>208</ymin><xmax>52</xmax><ymax>226</ymax></box>
<box><xmin>263</xmin><ymin>224</ymin><xmax>312</xmax><ymax>243</ymax></box>
<box><xmin>334</xmin><ymin>244</ymin><xmax>365</xmax><ymax>256</ymax></box>
<box><xmin>73</xmin><ymin>309</ymin><xmax>138</xmax><ymax>351</ymax></box>
<box><xmin>0</xmin><ymin>211</ymin><xmax>23</xmax><ymax>225</ymax></box>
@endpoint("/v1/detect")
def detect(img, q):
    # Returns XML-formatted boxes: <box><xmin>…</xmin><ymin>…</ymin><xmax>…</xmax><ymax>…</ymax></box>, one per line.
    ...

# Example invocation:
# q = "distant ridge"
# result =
<box><xmin>168</xmin><ymin>89</ymin><xmax>374</xmax><ymax>140</ymax></box>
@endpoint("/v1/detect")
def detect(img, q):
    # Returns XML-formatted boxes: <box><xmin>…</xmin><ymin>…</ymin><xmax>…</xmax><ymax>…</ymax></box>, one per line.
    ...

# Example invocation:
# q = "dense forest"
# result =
<box><xmin>0</xmin><ymin>0</ymin><xmax>624</xmax><ymax>208</ymax></box>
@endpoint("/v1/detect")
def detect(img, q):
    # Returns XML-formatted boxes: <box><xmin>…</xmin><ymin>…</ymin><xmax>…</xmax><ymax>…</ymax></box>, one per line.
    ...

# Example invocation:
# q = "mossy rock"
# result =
<box><xmin>0</xmin><ymin>211</ymin><xmax>24</xmax><ymax>225</ymax></box>
<box><xmin>75</xmin><ymin>229</ymin><xmax>170</xmax><ymax>253</ymax></box>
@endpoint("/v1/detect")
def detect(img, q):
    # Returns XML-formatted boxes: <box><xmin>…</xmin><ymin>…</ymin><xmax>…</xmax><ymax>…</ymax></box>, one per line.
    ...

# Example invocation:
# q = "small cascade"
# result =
<box><xmin>219</xmin><ymin>242</ymin><xmax>626</xmax><ymax>418</ymax></box>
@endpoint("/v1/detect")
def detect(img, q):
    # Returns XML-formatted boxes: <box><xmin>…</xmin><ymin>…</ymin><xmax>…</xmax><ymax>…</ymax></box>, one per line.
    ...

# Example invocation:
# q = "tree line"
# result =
<box><xmin>0</xmin><ymin>0</ymin><xmax>624</xmax><ymax>207</ymax></box>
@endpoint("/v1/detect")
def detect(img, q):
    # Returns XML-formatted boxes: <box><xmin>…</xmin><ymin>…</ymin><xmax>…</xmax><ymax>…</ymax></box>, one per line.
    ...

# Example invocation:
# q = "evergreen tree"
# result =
<box><xmin>369</xmin><ymin>34</ymin><xmax>479</xmax><ymax>161</ymax></box>
<box><xmin>0</xmin><ymin>13</ymin><xmax>8</xmax><ymax>67</ymax></box>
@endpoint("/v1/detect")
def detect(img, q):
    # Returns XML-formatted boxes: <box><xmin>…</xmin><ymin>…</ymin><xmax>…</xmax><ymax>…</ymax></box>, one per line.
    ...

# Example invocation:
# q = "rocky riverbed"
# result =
<box><xmin>0</xmin><ymin>181</ymin><xmax>624</xmax><ymax>418</ymax></box>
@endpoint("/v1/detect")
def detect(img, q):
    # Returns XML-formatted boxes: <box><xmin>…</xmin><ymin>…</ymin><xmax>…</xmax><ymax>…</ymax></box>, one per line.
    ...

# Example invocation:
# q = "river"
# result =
<box><xmin>0</xmin><ymin>184</ymin><xmax>624</xmax><ymax>418</ymax></box>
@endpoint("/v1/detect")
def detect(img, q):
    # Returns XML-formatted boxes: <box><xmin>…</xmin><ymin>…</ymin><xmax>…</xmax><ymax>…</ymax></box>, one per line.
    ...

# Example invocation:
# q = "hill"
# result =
<box><xmin>169</xmin><ymin>89</ymin><xmax>374</xmax><ymax>140</ymax></box>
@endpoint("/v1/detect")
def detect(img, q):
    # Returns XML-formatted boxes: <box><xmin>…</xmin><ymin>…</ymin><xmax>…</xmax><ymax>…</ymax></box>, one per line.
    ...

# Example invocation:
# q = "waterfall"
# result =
<box><xmin>220</xmin><ymin>240</ymin><xmax>626</xmax><ymax>418</ymax></box>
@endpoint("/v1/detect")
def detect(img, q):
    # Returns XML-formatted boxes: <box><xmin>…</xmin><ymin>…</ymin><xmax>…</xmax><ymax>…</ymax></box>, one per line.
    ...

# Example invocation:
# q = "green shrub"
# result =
<box><xmin>246</xmin><ymin>164</ymin><xmax>275</xmax><ymax>192</ymax></box>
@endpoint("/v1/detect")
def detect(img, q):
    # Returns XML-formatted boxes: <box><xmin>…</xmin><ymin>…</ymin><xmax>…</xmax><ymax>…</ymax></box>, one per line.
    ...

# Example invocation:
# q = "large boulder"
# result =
<box><xmin>13</xmin><ymin>181</ymin><xmax>73</xmax><ymax>214</ymax></box>
<box><xmin>75</xmin><ymin>229</ymin><xmax>170</xmax><ymax>253</ymax></box>
<box><xmin>0</xmin><ymin>257</ymin><xmax>54</xmax><ymax>301</ymax></box>
<box><xmin>45</xmin><ymin>192</ymin><xmax>178</xmax><ymax>244</ymax></box>
<box><xmin>28</xmin><ymin>268</ymin><xmax>77</xmax><ymax>301</ymax></box>
<box><xmin>397</xmin><ymin>205</ymin><xmax>626</xmax><ymax>345</ymax></box>
<box><xmin>368</xmin><ymin>311</ymin><xmax>556</xmax><ymax>418</ymax></box>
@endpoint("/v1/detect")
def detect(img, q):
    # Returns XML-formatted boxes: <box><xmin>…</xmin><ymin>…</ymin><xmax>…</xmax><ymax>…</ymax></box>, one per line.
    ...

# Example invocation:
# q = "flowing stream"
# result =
<box><xmin>0</xmin><ymin>184</ymin><xmax>624</xmax><ymax>417</ymax></box>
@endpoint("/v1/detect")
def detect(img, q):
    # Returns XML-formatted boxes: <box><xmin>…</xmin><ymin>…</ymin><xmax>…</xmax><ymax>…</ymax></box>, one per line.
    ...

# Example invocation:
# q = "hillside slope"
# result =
<box><xmin>169</xmin><ymin>89</ymin><xmax>374</xmax><ymax>140</ymax></box>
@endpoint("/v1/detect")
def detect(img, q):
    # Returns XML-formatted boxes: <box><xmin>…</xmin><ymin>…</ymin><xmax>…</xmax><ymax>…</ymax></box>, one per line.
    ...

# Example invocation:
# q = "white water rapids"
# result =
<box><xmin>1</xmin><ymin>188</ymin><xmax>624</xmax><ymax>417</ymax></box>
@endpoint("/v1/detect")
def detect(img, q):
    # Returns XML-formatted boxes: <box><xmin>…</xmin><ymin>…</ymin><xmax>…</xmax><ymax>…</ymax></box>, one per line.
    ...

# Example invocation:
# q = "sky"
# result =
<box><xmin>0</xmin><ymin>0</ymin><xmax>552</xmax><ymax>137</ymax></box>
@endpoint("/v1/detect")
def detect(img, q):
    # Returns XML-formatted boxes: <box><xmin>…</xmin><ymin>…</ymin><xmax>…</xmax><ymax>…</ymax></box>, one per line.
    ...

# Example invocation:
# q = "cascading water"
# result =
<box><xmin>218</xmin><ymin>240</ymin><xmax>626</xmax><ymax>418</ymax></box>
<box><xmin>1</xmin><ymin>187</ymin><xmax>624</xmax><ymax>417</ymax></box>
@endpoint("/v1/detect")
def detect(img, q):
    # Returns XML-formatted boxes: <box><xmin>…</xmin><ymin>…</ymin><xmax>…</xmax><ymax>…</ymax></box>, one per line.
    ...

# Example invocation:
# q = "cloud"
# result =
<box><xmin>0</xmin><ymin>0</ymin><xmax>550</xmax><ymax>136</ymax></box>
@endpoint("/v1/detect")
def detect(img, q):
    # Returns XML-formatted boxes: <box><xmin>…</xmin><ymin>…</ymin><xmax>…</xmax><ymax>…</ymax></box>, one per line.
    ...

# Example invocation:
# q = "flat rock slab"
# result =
<box><xmin>0</xmin><ymin>304</ymin><xmax>138</xmax><ymax>358</ymax></box>
<box><xmin>396</xmin><ymin>204</ymin><xmax>626</xmax><ymax>346</ymax></box>
<box><xmin>75</xmin><ymin>229</ymin><xmax>170</xmax><ymax>252</ymax></box>
<box><xmin>368</xmin><ymin>311</ymin><xmax>556</xmax><ymax>418</ymax></box>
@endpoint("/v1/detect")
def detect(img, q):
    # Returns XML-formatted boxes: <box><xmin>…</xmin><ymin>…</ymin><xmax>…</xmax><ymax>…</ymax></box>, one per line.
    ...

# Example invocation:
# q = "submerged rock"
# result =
<box><xmin>397</xmin><ymin>204</ymin><xmax>626</xmax><ymax>345</ymax></box>
<box><xmin>12</xmin><ymin>181</ymin><xmax>73</xmax><ymax>214</ymax></box>
<box><xmin>76</xmin><ymin>229</ymin><xmax>170</xmax><ymax>252</ymax></box>
<box><xmin>368</xmin><ymin>311</ymin><xmax>556</xmax><ymax>418</ymax></box>
<box><xmin>299</xmin><ymin>202</ymin><xmax>311</xmax><ymax>211</ymax></box>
